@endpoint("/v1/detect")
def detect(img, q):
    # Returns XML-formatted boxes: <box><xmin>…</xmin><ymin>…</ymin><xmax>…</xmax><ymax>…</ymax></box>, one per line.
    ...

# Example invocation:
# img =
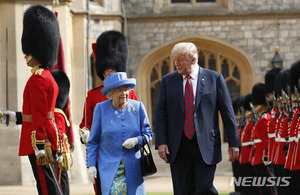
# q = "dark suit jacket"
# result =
<box><xmin>155</xmin><ymin>66</ymin><xmax>240</xmax><ymax>164</ymax></box>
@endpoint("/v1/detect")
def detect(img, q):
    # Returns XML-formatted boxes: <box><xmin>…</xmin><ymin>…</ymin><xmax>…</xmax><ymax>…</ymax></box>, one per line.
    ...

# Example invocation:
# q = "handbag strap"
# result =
<box><xmin>141</xmin><ymin>136</ymin><xmax>152</xmax><ymax>155</ymax></box>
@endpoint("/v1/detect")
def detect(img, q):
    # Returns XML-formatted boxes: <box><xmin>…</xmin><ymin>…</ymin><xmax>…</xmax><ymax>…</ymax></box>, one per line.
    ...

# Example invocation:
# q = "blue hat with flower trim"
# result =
<box><xmin>101</xmin><ymin>72</ymin><xmax>136</xmax><ymax>96</ymax></box>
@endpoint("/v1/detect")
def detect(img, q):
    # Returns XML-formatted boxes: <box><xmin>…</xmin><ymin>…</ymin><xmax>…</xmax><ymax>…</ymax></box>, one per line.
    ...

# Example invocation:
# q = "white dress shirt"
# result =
<box><xmin>182</xmin><ymin>64</ymin><xmax>199</xmax><ymax>104</ymax></box>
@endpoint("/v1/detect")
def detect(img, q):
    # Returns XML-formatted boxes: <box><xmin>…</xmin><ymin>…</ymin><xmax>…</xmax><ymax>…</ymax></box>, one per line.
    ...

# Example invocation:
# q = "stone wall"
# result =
<box><xmin>126</xmin><ymin>17</ymin><xmax>300</xmax><ymax>78</ymax></box>
<box><xmin>123</xmin><ymin>0</ymin><xmax>300</xmax><ymax>15</ymax></box>
<box><xmin>234</xmin><ymin>0</ymin><xmax>300</xmax><ymax>13</ymax></box>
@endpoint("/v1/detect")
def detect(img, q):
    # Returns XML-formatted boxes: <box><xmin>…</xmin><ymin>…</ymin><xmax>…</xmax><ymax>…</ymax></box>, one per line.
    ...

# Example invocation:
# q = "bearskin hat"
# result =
<box><xmin>21</xmin><ymin>5</ymin><xmax>60</xmax><ymax>69</ymax></box>
<box><xmin>232</xmin><ymin>96</ymin><xmax>241</xmax><ymax>115</ymax></box>
<box><xmin>51</xmin><ymin>70</ymin><xmax>70</xmax><ymax>109</ymax></box>
<box><xmin>95</xmin><ymin>30</ymin><xmax>128</xmax><ymax>81</ymax></box>
<box><xmin>274</xmin><ymin>69</ymin><xmax>290</xmax><ymax>97</ymax></box>
<box><xmin>264</xmin><ymin>67</ymin><xmax>281</xmax><ymax>94</ymax></box>
<box><xmin>244</xmin><ymin>93</ymin><xmax>252</xmax><ymax>111</ymax></box>
<box><xmin>289</xmin><ymin>61</ymin><xmax>300</xmax><ymax>93</ymax></box>
<box><xmin>252</xmin><ymin>83</ymin><xmax>266</xmax><ymax>106</ymax></box>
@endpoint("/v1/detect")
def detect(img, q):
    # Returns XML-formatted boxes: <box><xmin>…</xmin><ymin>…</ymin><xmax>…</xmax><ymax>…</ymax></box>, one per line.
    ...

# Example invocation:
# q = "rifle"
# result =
<box><xmin>249</xmin><ymin>102</ymin><xmax>259</xmax><ymax>125</ymax></box>
<box><xmin>287</xmin><ymin>85</ymin><xmax>294</xmax><ymax>122</ymax></box>
<box><xmin>294</xmin><ymin>85</ymin><xmax>300</xmax><ymax>119</ymax></box>
<box><xmin>239</xmin><ymin>107</ymin><xmax>246</xmax><ymax>130</ymax></box>
<box><xmin>281</xmin><ymin>90</ymin><xmax>288</xmax><ymax>119</ymax></box>
<box><xmin>265</xmin><ymin>96</ymin><xmax>272</xmax><ymax>113</ymax></box>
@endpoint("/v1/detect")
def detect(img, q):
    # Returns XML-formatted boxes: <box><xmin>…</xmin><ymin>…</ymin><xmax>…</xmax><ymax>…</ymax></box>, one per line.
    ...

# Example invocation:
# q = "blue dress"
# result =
<box><xmin>86</xmin><ymin>99</ymin><xmax>153</xmax><ymax>195</ymax></box>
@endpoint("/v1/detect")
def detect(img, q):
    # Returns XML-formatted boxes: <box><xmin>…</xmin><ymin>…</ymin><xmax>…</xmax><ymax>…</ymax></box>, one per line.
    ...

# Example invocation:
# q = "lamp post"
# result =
<box><xmin>271</xmin><ymin>45</ymin><xmax>283</xmax><ymax>68</ymax></box>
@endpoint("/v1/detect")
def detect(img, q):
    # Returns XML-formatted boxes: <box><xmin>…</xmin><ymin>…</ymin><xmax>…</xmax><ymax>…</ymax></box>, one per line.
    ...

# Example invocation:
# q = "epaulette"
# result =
<box><xmin>262</xmin><ymin>112</ymin><xmax>268</xmax><ymax>119</ymax></box>
<box><xmin>54</xmin><ymin>108</ymin><xmax>70</xmax><ymax>127</ymax></box>
<box><xmin>35</xmin><ymin>68</ymin><xmax>44</xmax><ymax>75</ymax></box>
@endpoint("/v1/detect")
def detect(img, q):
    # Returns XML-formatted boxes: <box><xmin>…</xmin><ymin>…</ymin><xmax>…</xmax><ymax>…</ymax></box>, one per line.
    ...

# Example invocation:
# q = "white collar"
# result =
<box><xmin>183</xmin><ymin>64</ymin><xmax>199</xmax><ymax>80</ymax></box>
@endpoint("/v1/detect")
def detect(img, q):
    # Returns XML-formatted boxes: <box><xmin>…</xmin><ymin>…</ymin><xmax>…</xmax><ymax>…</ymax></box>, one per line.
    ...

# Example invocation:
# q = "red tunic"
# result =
<box><xmin>54</xmin><ymin>109</ymin><xmax>70</xmax><ymax>153</ymax></box>
<box><xmin>55</xmin><ymin>109</ymin><xmax>68</xmax><ymax>137</ymax></box>
<box><xmin>291</xmin><ymin>112</ymin><xmax>300</xmax><ymax>170</ymax></box>
<box><xmin>251</xmin><ymin>112</ymin><xmax>270</xmax><ymax>166</ymax></box>
<box><xmin>273</xmin><ymin>113</ymin><xmax>289</xmax><ymax>165</ymax></box>
<box><xmin>285</xmin><ymin>108</ymin><xmax>299</xmax><ymax>169</ymax></box>
<box><xmin>19</xmin><ymin>68</ymin><xmax>59</xmax><ymax>156</ymax></box>
<box><xmin>239</xmin><ymin>120</ymin><xmax>253</xmax><ymax>164</ymax></box>
<box><xmin>79</xmin><ymin>85</ymin><xmax>138</xmax><ymax>131</ymax></box>
<box><xmin>268</xmin><ymin>107</ymin><xmax>278</xmax><ymax>163</ymax></box>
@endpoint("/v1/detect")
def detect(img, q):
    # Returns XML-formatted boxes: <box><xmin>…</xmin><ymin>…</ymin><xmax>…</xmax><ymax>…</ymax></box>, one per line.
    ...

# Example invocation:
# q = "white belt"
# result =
<box><xmin>241</xmin><ymin>141</ymin><xmax>253</xmax><ymax>146</ymax></box>
<box><xmin>275</xmin><ymin>137</ymin><xmax>287</xmax><ymax>142</ymax></box>
<box><xmin>268</xmin><ymin>133</ymin><xmax>276</xmax><ymax>138</ymax></box>
<box><xmin>289</xmin><ymin>137</ymin><xmax>296</xmax><ymax>142</ymax></box>
<box><xmin>254</xmin><ymin>139</ymin><xmax>262</xmax><ymax>143</ymax></box>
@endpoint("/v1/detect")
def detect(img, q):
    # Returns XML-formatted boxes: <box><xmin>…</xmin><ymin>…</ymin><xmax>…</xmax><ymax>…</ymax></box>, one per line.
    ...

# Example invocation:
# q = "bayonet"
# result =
<box><xmin>249</xmin><ymin>102</ymin><xmax>258</xmax><ymax>125</ymax></box>
<box><xmin>266</xmin><ymin>96</ymin><xmax>271</xmax><ymax>113</ymax></box>
<box><xmin>282</xmin><ymin>89</ymin><xmax>289</xmax><ymax>119</ymax></box>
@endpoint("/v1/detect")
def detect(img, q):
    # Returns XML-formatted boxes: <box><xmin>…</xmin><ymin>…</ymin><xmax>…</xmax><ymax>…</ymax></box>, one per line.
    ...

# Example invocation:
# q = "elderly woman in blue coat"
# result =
<box><xmin>86</xmin><ymin>72</ymin><xmax>153</xmax><ymax>195</ymax></box>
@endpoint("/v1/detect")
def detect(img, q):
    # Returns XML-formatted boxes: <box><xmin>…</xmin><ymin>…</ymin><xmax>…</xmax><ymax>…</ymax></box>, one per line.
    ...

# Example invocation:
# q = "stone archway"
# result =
<box><xmin>136</xmin><ymin>35</ymin><xmax>253</xmax><ymax>141</ymax></box>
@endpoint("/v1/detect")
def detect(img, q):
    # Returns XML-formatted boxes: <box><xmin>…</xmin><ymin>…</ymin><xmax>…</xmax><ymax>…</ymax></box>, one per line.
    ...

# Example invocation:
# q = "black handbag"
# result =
<box><xmin>141</xmin><ymin>136</ymin><xmax>157</xmax><ymax>176</ymax></box>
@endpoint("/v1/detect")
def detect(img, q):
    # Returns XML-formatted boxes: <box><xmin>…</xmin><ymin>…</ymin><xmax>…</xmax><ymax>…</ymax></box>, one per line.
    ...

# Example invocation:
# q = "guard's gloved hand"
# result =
<box><xmin>79</xmin><ymin>128</ymin><xmax>90</xmax><ymax>144</ymax></box>
<box><xmin>35</xmin><ymin>149</ymin><xmax>45</xmax><ymax>158</ymax></box>
<box><xmin>122</xmin><ymin>137</ymin><xmax>138</xmax><ymax>149</ymax></box>
<box><xmin>57</xmin><ymin>153</ymin><xmax>63</xmax><ymax>163</ymax></box>
<box><xmin>88</xmin><ymin>166</ymin><xmax>97</xmax><ymax>184</ymax></box>
<box><xmin>35</xmin><ymin>149</ymin><xmax>47</xmax><ymax>166</ymax></box>
<box><xmin>263</xmin><ymin>156</ymin><xmax>271</xmax><ymax>166</ymax></box>
<box><xmin>0</xmin><ymin>110</ymin><xmax>16</xmax><ymax>125</ymax></box>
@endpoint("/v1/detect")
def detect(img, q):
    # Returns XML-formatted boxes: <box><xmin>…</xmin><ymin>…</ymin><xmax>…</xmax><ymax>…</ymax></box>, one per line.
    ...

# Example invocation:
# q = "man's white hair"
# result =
<box><xmin>171</xmin><ymin>42</ymin><xmax>198</xmax><ymax>61</ymax></box>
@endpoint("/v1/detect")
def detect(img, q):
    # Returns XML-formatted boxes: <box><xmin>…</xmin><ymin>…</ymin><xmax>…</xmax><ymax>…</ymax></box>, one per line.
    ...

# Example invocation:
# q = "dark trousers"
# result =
<box><xmin>170</xmin><ymin>135</ymin><xmax>218</xmax><ymax>195</ymax></box>
<box><xmin>238</xmin><ymin>163</ymin><xmax>259</xmax><ymax>195</ymax></box>
<box><xmin>253</xmin><ymin>164</ymin><xmax>278</xmax><ymax>195</ymax></box>
<box><xmin>28</xmin><ymin>153</ymin><xmax>60</xmax><ymax>195</ymax></box>
<box><xmin>290</xmin><ymin>170</ymin><xmax>300</xmax><ymax>194</ymax></box>
<box><xmin>60</xmin><ymin>170</ymin><xmax>69</xmax><ymax>195</ymax></box>
<box><xmin>273</xmin><ymin>164</ymin><xmax>291</xmax><ymax>195</ymax></box>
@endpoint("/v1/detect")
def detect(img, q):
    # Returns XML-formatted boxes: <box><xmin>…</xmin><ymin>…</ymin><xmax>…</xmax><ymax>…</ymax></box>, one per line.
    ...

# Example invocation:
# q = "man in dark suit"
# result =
<box><xmin>155</xmin><ymin>42</ymin><xmax>240</xmax><ymax>195</ymax></box>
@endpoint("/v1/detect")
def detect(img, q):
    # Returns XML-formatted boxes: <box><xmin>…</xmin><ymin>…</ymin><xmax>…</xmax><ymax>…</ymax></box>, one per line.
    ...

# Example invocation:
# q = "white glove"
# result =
<box><xmin>79</xmin><ymin>128</ymin><xmax>90</xmax><ymax>144</ymax></box>
<box><xmin>35</xmin><ymin>149</ymin><xmax>45</xmax><ymax>159</ymax></box>
<box><xmin>57</xmin><ymin>153</ymin><xmax>63</xmax><ymax>163</ymax></box>
<box><xmin>122</xmin><ymin>137</ymin><xmax>138</xmax><ymax>149</ymax></box>
<box><xmin>0</xmin><ymin>110</ymin><xmax>16</xmax><ymax>124</ymax></box>
<box><xmin>88</xmin><ymin>166</ymin><xmax>97</xmax><ymax>184</ymax></box>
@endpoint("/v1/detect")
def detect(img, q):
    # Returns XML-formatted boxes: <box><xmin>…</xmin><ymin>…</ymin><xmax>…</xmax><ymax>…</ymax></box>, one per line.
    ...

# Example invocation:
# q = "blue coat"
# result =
<box><xmin>155</xmin><ymin>67</ymin><xmax>240</xmax><ymax>164</ymax></box>
<box><xmin>86</xmin><ymin>99</ymin><xmax>153</xmax><ymax>195</ymax></box>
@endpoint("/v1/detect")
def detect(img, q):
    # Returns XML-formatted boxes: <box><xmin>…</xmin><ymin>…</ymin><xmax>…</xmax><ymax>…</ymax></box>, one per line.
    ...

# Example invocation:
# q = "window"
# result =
<box><xmin>149</xmin><ymin>49</ymin><xmax>241</xmax><ymax>142</ymax></box>
<box><xmin>136</xmin><ymin>38</ymin><xmax>252</xmax><ymax>144</ymax></box>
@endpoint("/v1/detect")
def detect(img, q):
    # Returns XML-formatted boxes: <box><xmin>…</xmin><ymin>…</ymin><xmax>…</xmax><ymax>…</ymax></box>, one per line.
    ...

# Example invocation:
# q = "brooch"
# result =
<box><xmin>132</xmin><ymin>107</ymin><xmax>136</xmax><ymax>114</ymax></box>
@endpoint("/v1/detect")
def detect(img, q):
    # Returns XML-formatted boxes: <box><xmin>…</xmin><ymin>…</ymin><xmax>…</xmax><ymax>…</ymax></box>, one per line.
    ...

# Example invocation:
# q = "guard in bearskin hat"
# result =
<box><xmin>78</xmin><ymin>30</ymin><xmax>138</xmax><ymax>195</ymax></box>
<box><xmin>230</xmin><ymin>96</ymin><xmax>245</xmax><ymax>195</ymax></box>
<box><xmin>51</xmin><ymin>69</ymin><xmax>71</xmax><ymax>195</ymax></box>
<box><xmin>238</xmin><ymin>93</ymin><xmax>259</xmax><ymax>195</ymax></box>
<box><xmin>250</xmin><ymin>83</ymin><xmax>278</xmax><ymax>195</ymax></box>
<box><xmin>286</xmin><ymin>61</ymin><xmax>300</xmax><ymax>194</ymax></box>
<box><xmin>272</xmin><ymin>69</ymin><xmax>292</xmax><ymax>194</ymax></box>
<box><xmin>264</xmin><ymin>67</ymin><xmax>281</xmax><ymax>164</ymax></box>
<box><xmin>0</xmin><ymin>5</ymin><xmax>61</xmax><ymax>195</ymax></box>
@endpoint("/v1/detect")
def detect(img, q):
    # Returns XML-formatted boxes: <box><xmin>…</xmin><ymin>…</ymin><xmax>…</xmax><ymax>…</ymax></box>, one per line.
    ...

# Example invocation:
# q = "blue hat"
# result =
<box><xmin>101</xmin><ymin>72</ymin><xmax>136</xmax><ymax>96</ymax></box>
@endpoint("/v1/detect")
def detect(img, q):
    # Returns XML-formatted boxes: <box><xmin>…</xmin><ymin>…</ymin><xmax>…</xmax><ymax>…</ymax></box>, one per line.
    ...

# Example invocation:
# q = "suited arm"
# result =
<box><xmin>155</xmin><ymin>78</ymin><xmax>168</xmax><ymax>147</ymax></box>
<box><xmin>217</xmin><ymin>75</ymin><xmax>240</xmax><ymax>148</ymax></box>
<box><xmin>155</xmin><ymin>78</ymin><xmax>170</xmax><ymax>162</ymax></box>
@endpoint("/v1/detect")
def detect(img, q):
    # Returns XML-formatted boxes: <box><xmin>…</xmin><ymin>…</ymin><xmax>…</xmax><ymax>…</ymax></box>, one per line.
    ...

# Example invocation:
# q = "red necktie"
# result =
<box><xmin>184</xmin><ymin>75</ymin><xmax>195</xmax><ymax>139</ymax></box>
